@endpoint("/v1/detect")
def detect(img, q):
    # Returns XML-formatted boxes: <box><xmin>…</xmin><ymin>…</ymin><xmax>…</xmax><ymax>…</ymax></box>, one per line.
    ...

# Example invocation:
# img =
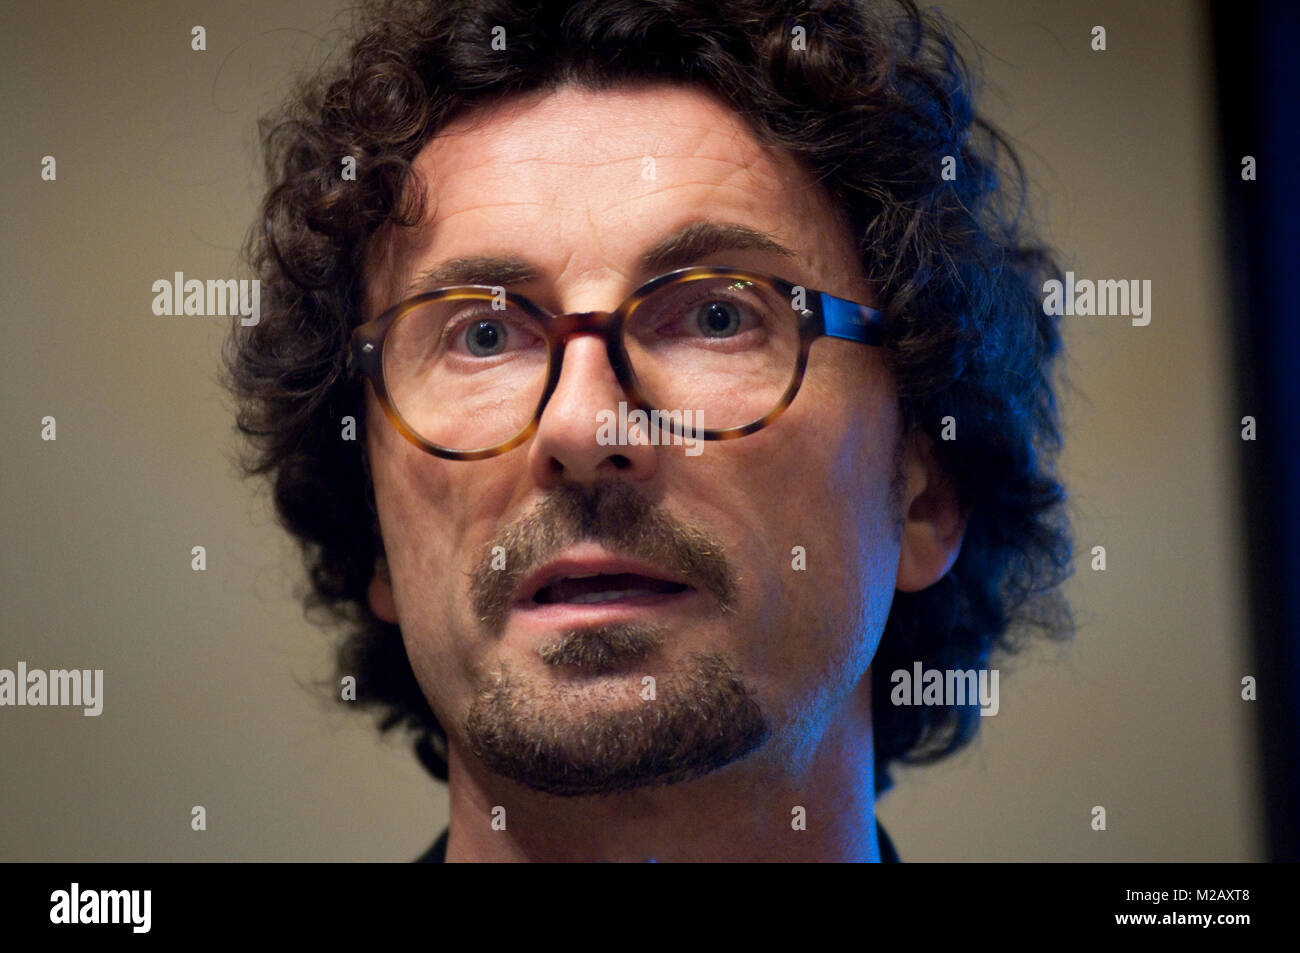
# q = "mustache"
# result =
<box><xmin>469</xmin><ymin>481</ymin><xmax>737</xmax><ymax>635</ymax></box>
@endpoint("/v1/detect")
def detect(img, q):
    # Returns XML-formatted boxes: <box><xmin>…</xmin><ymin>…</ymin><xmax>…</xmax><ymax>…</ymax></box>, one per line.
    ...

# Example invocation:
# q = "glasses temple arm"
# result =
<box><xmin>818</xmin><ymin>292</ymin><xmax>885</xmax><ymax>345</ymax></box>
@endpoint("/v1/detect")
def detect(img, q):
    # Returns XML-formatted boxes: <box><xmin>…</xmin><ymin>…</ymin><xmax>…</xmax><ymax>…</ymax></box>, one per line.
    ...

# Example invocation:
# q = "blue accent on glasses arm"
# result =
<box><xmin>820</xmin><ymin>293</ymin><xmax>884</xmax><ymax>345</ymax></box>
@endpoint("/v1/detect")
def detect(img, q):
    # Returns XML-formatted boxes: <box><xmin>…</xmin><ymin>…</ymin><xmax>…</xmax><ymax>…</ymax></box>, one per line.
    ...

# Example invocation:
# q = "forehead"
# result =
<box><xmin>365</xmin><ymin>82</ymin><xmax>858</xmax><ymax>311</ymax></box>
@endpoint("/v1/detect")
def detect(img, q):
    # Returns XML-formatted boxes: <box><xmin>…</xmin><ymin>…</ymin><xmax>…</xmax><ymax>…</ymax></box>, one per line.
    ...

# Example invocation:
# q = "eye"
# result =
<box><xmin>630</xmin><ymin>279</ymin><xmax>773</xmax><ymax>344</ymax></box>
<box><xmin>694</xmin><ymin>300</ymin><xmax>742</xmax><ymax>337</ymax></box>
<box><xmin>444</xmin><ymin>309</ymin><xmax>543</xmax><ymax>358</ymax></box>
<box><xmin>465</xmin><ymin>318</ymin><xmax>507</xmax><ymax>356</ymax></box>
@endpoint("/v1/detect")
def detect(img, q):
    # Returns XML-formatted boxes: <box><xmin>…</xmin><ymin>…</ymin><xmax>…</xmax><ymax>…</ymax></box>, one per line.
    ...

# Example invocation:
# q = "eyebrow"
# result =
<box><xmin>639</xmin><ymin>221</ymin><xmax>796</xmax><ymax>273</ymax></box>
<box><xmin>400</xmin><ymin>221</ymin><xmax>797</xmax><ymax>298</ymax></box>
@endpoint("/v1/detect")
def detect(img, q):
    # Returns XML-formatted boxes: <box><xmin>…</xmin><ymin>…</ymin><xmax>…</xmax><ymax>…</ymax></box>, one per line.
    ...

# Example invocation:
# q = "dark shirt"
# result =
<box><xmin>415</xmin><ymin>820</ymin><xmax>900</xmax><ymax>862</ymax></box>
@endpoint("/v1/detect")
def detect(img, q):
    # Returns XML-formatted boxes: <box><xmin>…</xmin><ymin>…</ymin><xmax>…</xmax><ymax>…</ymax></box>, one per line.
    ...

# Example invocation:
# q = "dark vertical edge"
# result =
<box><xmin>1210</xmin><ymin>0</ymin><xmax>1300</xmax><ymax>862</ymax></box>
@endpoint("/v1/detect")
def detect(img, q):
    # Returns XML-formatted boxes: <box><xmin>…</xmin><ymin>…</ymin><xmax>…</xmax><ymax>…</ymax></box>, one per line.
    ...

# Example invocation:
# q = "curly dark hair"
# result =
<box><xmin>223</xmin><ymin>0</ymin><xmax>1072</xmax><ymax>797</ymax></box>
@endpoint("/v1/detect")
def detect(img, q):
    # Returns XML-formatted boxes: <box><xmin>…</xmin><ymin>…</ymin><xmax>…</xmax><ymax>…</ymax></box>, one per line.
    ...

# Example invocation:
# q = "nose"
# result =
<box><xmin>526</xmin><ymin>330</ymin><xmax>659</xmax><ymax>488</ymax></box>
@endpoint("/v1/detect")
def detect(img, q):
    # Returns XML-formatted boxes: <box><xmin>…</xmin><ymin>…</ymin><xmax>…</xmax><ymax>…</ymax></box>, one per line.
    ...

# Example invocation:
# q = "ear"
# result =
<box><xmin>895</xmin><ymin>428</ymin><xmax>968</xmax><ymax>592</ymax></box>
<box><xmin>368</xmin><ymin>556</ymin><xmax>399</xmax><ymax>624</ymax></box>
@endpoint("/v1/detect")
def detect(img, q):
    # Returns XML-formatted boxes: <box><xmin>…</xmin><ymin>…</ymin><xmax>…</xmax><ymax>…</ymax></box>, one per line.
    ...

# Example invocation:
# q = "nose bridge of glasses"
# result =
<box><xmin>548</xmin><ymin>309</ymin><xmax>616</xmax><ymax>343</ymax></box>
<box><xmin>539</xmin><ymin>308</ymin><xmax>638</xmax><ymax>418</ymax></box>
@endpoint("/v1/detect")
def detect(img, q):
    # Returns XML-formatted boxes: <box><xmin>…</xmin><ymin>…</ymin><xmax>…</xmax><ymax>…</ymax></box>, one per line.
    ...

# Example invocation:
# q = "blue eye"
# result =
<box><xmin>465</xmin><ymin>319</ymin><xmax>507</xmax><ymax>356</ymax></box>
<box><xmin>443</xmin><ymin>307</ymin><xmax>543</xmax><ymax>358</ymax></box>
<box><xmin>695</xmin><ymin>301</ymin><xmax>742</xmax><ymax>337</ymax></box>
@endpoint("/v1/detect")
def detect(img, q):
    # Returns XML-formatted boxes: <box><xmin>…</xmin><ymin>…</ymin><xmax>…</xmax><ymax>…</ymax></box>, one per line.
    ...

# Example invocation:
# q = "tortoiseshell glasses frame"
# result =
<box><xmin>350</xmin><ymin>265</ymin><xmax>885</xmax><ymax>460</ymax></box>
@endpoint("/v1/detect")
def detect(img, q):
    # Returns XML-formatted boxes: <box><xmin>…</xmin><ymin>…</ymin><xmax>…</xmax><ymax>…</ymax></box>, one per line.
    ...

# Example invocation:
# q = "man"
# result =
<box><xmin>225</xmin><ymin>0</ymin><xmax>1071</xmax><ymax>862</ymax></box>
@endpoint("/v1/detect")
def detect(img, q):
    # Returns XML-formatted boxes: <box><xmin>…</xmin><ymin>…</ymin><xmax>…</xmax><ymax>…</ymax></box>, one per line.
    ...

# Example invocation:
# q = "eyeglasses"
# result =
<box><xmin>350</xmin><ymin>265</ymin><xmax>885</xmax><ymax>460</ymax></box>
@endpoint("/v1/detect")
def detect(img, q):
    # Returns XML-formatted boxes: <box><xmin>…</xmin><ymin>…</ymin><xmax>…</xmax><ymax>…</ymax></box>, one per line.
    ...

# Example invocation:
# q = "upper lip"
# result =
<box><xmin>514</xmin><ymin>551</ymin><xmax>693</xmax><ymax>605</ymax></box>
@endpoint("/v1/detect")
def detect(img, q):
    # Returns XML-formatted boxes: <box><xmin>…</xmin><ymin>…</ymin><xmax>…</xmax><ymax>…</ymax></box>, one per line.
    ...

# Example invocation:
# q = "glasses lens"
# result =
<box><xmin>383</xmin><ymin>293</ymin><xmax>549</xmax><ymax>451</ymax></box>
<box><xmin>622</xmin><ymin>275</ymin><xmax>800</xmax><ymax>432</ymax></box>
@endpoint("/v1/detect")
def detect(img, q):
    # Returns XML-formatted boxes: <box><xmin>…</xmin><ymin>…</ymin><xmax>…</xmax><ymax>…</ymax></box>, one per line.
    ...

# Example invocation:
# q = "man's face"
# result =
<box><xmin>364</xmin><ymin>82</ymin><xmax>908</xmax><ymax>794</ymax></box>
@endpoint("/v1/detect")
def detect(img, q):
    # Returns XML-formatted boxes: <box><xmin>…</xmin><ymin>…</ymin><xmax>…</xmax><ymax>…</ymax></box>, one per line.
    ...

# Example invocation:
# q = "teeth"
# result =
<box><xmin>566</xmin><ymin>589</ymin><xmax>653</xmax><ymax>604</ymax></box>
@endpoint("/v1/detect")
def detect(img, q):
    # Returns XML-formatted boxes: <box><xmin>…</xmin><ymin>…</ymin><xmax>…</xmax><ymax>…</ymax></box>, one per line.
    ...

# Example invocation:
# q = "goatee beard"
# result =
<box><xmin>462</xmin><ymin>481</ymin><xmax>767</xmax><ymax>795</ymax></box>
<box><xmin>465</xmin><ymin>637</ymin><xmax>769</xmax><ymax>796</ymax></box>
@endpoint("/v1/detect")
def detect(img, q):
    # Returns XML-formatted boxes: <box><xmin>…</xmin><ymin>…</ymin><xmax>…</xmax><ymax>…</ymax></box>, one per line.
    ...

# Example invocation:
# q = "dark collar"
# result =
<box><xmin>416</xmin><ymin>819</ymin><xmax>901</xmax><ymax>862</ymax></box>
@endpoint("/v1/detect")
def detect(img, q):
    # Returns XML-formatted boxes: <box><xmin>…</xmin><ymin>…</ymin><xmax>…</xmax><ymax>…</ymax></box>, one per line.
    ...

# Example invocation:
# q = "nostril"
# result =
<box><xmin>608</xmin><ymin>454</ymin><xmax>632</xmax><ymax>469</ymax></box>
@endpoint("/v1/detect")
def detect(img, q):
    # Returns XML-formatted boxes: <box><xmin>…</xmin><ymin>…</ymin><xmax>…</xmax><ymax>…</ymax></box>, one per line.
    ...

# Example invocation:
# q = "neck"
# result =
<box><xmin>442</xmin><ymin>680</ymin><xmax>879</xmax><ymax>862</ymax></box>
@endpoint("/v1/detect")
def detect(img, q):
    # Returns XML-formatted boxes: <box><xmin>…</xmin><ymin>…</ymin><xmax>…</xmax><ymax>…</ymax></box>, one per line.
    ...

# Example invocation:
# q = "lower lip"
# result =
<box><xmin>508</xmin><ymin>588</ymin><xmax>699</xmax><ymax>632</ymax></box>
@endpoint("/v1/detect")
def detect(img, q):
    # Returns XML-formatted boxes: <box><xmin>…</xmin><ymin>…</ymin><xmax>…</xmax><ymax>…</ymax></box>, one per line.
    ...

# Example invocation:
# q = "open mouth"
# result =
<box><xmin>532</xmin><ymin>571</ymin><xmax>690</xmax><ymax>605</ymax></box>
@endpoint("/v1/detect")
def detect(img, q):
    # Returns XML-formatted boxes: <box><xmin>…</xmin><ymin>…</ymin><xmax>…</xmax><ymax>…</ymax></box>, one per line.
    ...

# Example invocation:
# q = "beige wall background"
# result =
<box><xmin>0</xmin><ymin>0</ymin><xmax>1262</xmax><ymax>860</ymax></box>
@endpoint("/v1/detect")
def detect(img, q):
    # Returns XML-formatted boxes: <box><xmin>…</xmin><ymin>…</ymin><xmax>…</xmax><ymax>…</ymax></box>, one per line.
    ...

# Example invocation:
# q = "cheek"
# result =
<box><xmin>364</xmin><ymin>395</ymin><xmax>458</xmax><ymax>621</ymax></box>
<box><xmin>364</xmin><ymin>393</ymin><xmax>525</xmax><ymax>633</ymax></box>
<box><xmin>817</xmin><ymin>366</ymin><xmax>902</xmax><ymax>660</ymax></box>
<box><xmin>364</xmin><ymin>393</ymin><xmax>495</xmax><ymax>709</ymax></box>
<box><xmin>746</xmin><ymin>353</ymin><xmax>900</xmax><ymax>659</ymax></box>
<box><xmin>679</xmin><ymin>435</ymin><xmax>859</xmax><ymax>669</ymax></box>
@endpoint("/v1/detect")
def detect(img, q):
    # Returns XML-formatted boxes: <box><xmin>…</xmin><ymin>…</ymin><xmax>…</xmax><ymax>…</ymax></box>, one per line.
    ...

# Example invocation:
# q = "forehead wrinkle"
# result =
<box><xmin>375</xmin><ymin>198</ymin><xmax>551</xmax><ymax>304</ymax></box>
<box><xmin>426</xmin><ymin>117</ymin><xmax>660</xmax><ymax>177</ymax></box>
<box><xmin>373</xmin><ymin>86</ymin><xmax>836</xmax><ymax>315</ymax></box>
<box><xmin>592</xmin><ymin>177</ymin><xmax>785</xmax><ymax>222</ymax></box>
<box><xmin>429</xmin><ymin>96</ymin><xmax>761</xmax><ymax>180</ymax></box>
<box><xmin>427</xmin><ymin>199</ymin><xmax>559</xmax><ymax>225</ymax></box>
